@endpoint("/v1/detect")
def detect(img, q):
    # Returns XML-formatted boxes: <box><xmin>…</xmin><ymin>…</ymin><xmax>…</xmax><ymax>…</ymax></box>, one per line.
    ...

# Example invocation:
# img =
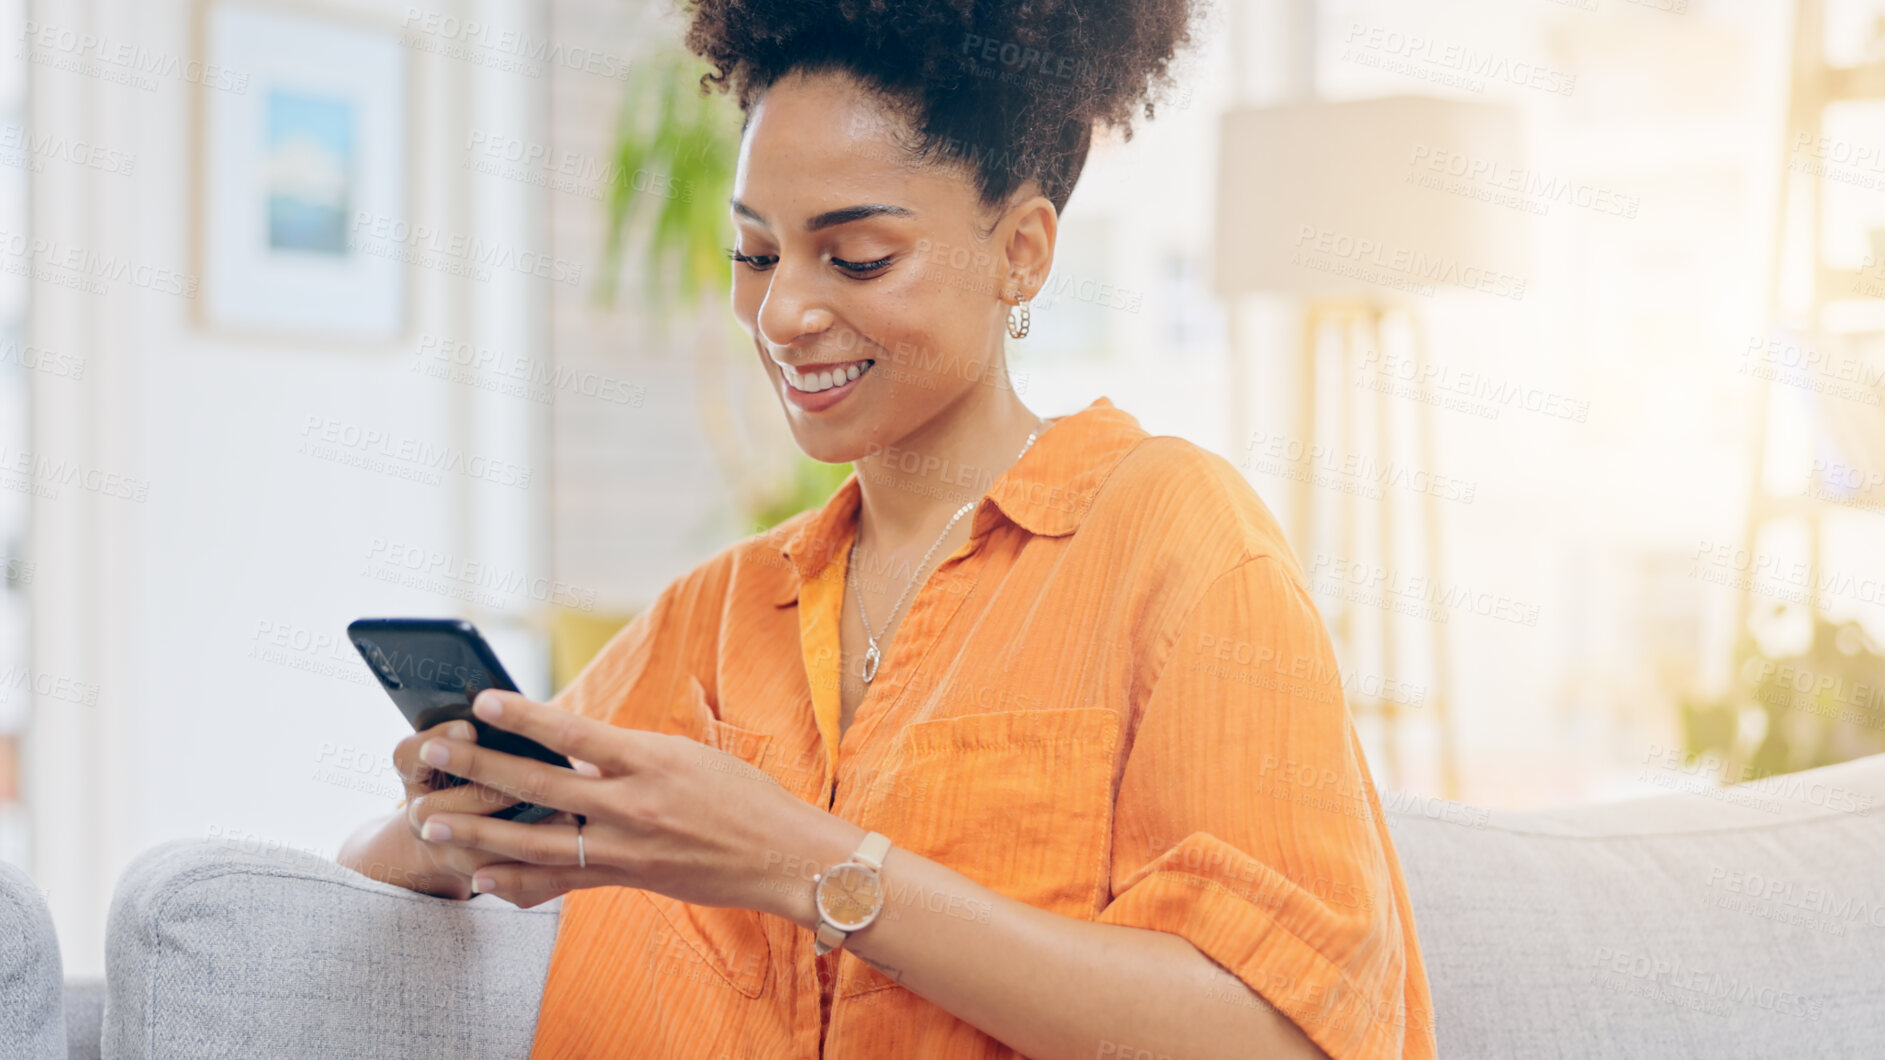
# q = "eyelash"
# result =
<box><xmin>725</xmin><ymin>247</ymin><xmax>894</xmax><ymax>277</ymax></box>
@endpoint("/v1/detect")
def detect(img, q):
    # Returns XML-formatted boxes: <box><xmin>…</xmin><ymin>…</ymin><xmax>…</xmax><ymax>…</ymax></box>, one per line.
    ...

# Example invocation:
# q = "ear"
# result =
<box><xmin>998</xmin><ymin>191</ymin><xmax>1058</xmax><ymax>303</ymax></box>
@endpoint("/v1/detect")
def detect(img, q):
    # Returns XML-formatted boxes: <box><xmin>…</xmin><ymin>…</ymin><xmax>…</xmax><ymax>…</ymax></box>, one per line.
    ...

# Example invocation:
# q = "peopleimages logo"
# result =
<box><xmin>0</xmin><ymin>121</ymin><xmax>136</xmax><ymax>176</ymax></box>
<box><xmin>0</xmin><ymin>444</ymin><xmax>150</xmax><ymax>502</ymax></box>
<box><xmin>1405</xmin><ymin>144</ymin><xmax>1638</xmax><ymax>220</ymax></box>
<box><xmin>1245</xmin><ymin>433</ymin><xmax>1480</xmax><ymax>505</ymax></box>
<box><xmin>1359</xmin><ymin>348</ymin><xmax>1590</xmax><ymax>424</ymax></box>
<box><xmin>400</xmin><ymin>9</ymin><xmax>633</xmax><ymax>80</ymax></box>
<box><xmin>413</xmin><ymin>334</ymin><xmax>646</xmax><ymax>407</ymax></box>
<box><xmin>1292</xmin><ymin>225</ymin><xmax>1526</xmax><ymax>301</ymax></box>
<box><xmin>960</xmin><ymin>32</ymin><xmax>1093</xmax><ymax>82</ymax></box>
<box><xmin>1342</xmin><ymin>22</ymin><xmax>1576</xmax><ymax>97</ymax></box>
<box><xmin>348</xmin><ymin>213</ymin><xmax>583</xmax><ymax>286</ymax></box>
<box><xmin>1589</xmin><ymin>946</ymin><xmax>1824</xmax><ymax>1021</ymax></box>
<box><xmin>0</xmin><ymin>229</ymin><xmax>198</xmax><ymax>298</ymax></box>
<box><xmin>1705</xmin><ymin>865</ymin><xmax>1885</xmax><ymax>930</ymax></box>
<box><xmin>0</xmin><ymin>339</ymin><xmax>85</xmax><ymax>379</ymax></box>
<box><xmin>0</xmin><ymin>666</ymin><xmax>100</xmax><ymax>707</ymax></box>
<box><xmin>18</xmin><ymin>21</ymin><xmax>251</xmax><ymax>93</ymax></box>
<box><xmin>299</xmin><ymin>416</ymin><xmax>533</xmax><ymax>490</ymax></box>
<box><xmin>362</xmin><ymin>537</ymin><xmax>599</xmax><ymax>612</ymax></box>
<box><xmin>1641</xmin><ymin>743</ymin><xmax>1875</xmax><ymax>817</ymax></box>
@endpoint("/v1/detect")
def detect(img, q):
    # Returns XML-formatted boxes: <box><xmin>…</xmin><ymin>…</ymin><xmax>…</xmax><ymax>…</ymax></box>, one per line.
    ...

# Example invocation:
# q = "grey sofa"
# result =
<box><xmin>10</xmin><ymin>750</ymin><xmax>1884</xmax><ymax>1058</ymax></box>
<box><xmin>0</xmin><ymin>858</ymin><xmax>66</xmax><ymax>1059</ymax></box>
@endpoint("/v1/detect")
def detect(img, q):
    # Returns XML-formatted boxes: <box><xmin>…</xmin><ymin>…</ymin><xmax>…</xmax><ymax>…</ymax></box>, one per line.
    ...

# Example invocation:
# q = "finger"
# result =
<box><xmin>415</xmin><ymin>730</ymin><xmax>600</xmax><ymax>818</ymax></box>
<box><xmin>395</xmin><ymin>720</ymin><xmax>476</xmax><ymax>788</ymax></box>
<box><xmin>407</xmin><ymin>780</ymin><xmax>531</xmax><ymax>834</ymax></box>
<box><xmin>419</xmin><ymin>812</ymin><xmax>588</xmax><ymax>869</ymax></box>
<box><xmin>470</xmin><ymin>862</ymin><xmax>615</xmax><ymax>908</ymax></box>
<box><xmin>470</xmin><ymin>690</ymin><xmax>642</xmax><ymax>775</ymax></box>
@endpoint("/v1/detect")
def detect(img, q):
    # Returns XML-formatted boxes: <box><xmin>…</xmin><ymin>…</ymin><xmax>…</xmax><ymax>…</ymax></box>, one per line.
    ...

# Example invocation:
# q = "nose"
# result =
<box><xmin>755</xmin><ymin>258</ymin><xmax>837</xmax><ymax>353</ymax></box>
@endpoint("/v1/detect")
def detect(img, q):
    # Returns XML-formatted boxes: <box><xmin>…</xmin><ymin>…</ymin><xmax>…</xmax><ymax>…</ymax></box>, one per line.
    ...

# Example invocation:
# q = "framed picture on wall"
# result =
<box><xmin>193</xmin><ymin>0</ymin><xmax>410</xmax><ymax>342</ymax></box>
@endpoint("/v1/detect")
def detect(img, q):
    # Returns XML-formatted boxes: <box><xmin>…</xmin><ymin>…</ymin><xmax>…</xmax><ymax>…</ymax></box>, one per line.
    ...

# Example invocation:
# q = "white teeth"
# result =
<box><xmin>783</xmin><ymin>360</ymin><xmax>874</xmax><ymax>393</ymax></box>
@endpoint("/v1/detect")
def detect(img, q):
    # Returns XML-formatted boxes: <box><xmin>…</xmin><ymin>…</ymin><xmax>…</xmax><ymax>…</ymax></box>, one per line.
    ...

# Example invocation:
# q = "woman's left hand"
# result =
<box><xmin>410</xmin><ymin>689</ymin><xmax>837</xmax><ymax>911</ymax></box>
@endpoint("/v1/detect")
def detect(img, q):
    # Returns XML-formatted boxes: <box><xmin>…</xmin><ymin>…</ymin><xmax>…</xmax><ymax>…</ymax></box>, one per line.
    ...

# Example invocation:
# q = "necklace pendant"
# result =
<box><xmin>861</xmin><ymin>640</ymin><xmax>881</xmax><ymax>683</ymax></box>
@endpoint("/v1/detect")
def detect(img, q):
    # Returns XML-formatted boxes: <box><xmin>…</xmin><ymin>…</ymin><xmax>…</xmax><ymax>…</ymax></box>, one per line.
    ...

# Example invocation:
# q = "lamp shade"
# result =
<box><xmin>1214</xmin><ymin>96</ymin><xmax>1531</xmax><ymax>300</ymax></box>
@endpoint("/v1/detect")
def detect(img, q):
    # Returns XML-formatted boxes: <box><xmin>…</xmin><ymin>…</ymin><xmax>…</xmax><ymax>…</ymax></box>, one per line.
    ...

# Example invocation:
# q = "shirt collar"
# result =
<box><xmin>770</xmin><ymin>396</ymin><xmax>1147</xmax><ymax>606</ymax></box>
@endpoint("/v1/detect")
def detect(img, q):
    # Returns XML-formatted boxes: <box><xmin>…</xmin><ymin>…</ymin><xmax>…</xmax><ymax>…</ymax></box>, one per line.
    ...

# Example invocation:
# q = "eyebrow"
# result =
<box><xmin>729</xmin><ymin>199</ymin><xmax>915</xmax><ymax>232</ymax></box>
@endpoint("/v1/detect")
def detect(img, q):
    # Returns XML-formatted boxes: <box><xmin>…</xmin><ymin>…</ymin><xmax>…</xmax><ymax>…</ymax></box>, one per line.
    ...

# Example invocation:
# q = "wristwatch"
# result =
<box><xmin>812</xmin><ymin>830</ymin><xmax>892</xmax><ymax>955</ymax></box>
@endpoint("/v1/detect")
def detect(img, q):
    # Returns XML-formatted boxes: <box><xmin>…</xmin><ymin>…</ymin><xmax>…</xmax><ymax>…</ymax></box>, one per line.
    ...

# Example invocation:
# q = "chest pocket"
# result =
<box><xmin>634</xmin><ymin>680</ymin><xmax>777</xmax><ymax>999</ymax></box>
<box><xmin>838</xmin><ymin>706</ymin><xmax>1120</xmax><ymax>999</ymax></box>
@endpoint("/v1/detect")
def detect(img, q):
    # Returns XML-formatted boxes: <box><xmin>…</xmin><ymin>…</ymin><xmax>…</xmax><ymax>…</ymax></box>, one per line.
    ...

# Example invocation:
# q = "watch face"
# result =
<box><xmin>816</xmin><ymin>862</ymin><xmax>884</xmax><ymax>930</ymax></box>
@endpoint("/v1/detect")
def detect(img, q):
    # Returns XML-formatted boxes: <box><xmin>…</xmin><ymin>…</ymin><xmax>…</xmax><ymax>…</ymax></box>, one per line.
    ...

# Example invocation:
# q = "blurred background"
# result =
<box><xmin>2</xmin><ymin>0</ymin><xmax>1883</xmax><ymax>975</ymax></box>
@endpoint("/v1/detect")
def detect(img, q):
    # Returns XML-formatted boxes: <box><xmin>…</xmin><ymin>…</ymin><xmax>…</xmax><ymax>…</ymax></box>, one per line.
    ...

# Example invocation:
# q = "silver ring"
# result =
<box><xmin>576</xmin><ymin>821</ymin><xmax>585</xmax><ymax>868</ymax></box>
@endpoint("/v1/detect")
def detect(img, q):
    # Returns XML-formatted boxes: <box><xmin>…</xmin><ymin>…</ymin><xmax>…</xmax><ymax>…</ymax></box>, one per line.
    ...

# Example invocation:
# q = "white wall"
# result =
<box><xmin>21</xmin><ymin>0</ymin><xmax>557</xmax><ymax>975</ymax></box>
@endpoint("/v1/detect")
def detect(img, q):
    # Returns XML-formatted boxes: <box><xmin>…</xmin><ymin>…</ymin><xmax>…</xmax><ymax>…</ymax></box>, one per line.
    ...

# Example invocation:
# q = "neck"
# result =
<box><xmin>853</xmin><ymin>381</ymin><xmax>1041</xmax><ymax>552</ymax></box>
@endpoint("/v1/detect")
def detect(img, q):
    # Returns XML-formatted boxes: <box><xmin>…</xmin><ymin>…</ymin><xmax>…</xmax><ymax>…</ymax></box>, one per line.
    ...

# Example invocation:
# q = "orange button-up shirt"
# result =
<box><xmin>528</xmin><ymin>396</ymin><xmax>1435</xmax><ymax>1060</ymax></box>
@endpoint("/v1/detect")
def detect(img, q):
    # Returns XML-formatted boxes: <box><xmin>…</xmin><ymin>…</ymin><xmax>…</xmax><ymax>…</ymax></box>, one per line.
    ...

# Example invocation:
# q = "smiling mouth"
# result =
<box><xmin>780</xmin><ymin>358</ymin><xmax>875</xmax><ymax>393</ymax></box>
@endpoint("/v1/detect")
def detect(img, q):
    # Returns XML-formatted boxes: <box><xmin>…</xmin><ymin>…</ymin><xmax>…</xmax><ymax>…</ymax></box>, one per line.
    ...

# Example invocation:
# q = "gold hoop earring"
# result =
<box><xmin>1007</xmin><ymin>293</ymin><xmax>1031</xmax><ymax>340</ymax></box>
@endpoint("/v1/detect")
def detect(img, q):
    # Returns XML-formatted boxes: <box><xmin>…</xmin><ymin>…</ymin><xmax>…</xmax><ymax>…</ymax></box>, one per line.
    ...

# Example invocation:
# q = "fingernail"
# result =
<box><xmin>450</xmin><ymin>721</ymin><xmax>475</xmax><ymax>740</ymax></box>
<box><xmin>473</xmin><ymin>695</ymin><xmax>502</xmax><ymax>720</ymax></box>
<box><xmin>471</xmin><ymin>875</ymin><xmax>493</xmax><ymax>894</ymax></box>
<box><xmin>420</xmin><ymin>820</ymin><xmax>451</xmax><ymax>842</ymax></box>
<box><xmin>419</xmin><ymin>740</ymin><xmax>449</xmax><ymax>767</ymax></box>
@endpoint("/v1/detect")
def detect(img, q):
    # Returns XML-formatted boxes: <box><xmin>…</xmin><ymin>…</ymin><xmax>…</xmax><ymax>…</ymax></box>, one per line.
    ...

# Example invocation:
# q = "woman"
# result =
<box><xmin>339</xmin><ymin>1</ymin><xmax>1435</xmax><ymax>1057</ymax></box>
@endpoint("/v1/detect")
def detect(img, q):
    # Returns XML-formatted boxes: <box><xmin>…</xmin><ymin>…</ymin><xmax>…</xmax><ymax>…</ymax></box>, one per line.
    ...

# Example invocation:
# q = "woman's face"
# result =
<box><xmin>728</xmin><ymin>69</ymin><xmax>1055</xmax><ymax>464</ymax></box>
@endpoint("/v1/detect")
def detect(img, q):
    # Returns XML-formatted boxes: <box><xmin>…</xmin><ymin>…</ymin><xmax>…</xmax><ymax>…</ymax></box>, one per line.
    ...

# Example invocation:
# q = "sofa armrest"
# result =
<box><xmin>103</xmin><ymin>838</ymin><xmax>559</xmax><ymax>1060</ymax></box>
<box><xmin>0</xmin><ymin>858</ymin><xmax>66</xmax><ymax>1060</ymax></box>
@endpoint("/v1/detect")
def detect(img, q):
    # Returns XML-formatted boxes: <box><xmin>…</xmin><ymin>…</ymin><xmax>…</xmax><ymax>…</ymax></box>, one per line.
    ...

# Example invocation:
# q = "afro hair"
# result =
<box><xmin>682</xmin><ymin>0</ymin><xmax>1204</xmax><ymax>217</ymax></box>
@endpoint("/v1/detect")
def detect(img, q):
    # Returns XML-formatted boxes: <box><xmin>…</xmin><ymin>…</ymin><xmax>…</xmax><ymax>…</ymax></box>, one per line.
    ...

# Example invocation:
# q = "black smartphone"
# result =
<box><xmin>348</xmin><ymin>618</ymin><xmax>570</xmax><ymax>824</ymax></box>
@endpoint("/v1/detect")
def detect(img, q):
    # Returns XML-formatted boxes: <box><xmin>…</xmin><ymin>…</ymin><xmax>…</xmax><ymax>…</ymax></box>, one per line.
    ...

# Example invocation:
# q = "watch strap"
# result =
<box><xmin>814</xmin><ymin>921</ymin><xmax>847</xmax><ymax>954</ymax></box>
<box><xmin>852</xmin><ymin>830</ymin><xmax>892</xmax><ymax>871</ymax></box>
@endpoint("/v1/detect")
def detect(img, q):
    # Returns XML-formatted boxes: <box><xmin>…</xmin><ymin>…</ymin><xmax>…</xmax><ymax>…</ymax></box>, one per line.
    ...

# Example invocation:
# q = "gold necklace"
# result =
<box><xmin>849</xmin><ymin>418</ymin><xmax>1044</xmax><ymax>683</ymax></box>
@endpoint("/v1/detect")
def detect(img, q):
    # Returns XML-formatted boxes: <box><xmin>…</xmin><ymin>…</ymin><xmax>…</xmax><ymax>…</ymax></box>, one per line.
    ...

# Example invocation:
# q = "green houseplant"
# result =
<box><xmin>1683</xmin><ymin>612</ymin><xmax>1885</xmax><ymax>779</ymax></box>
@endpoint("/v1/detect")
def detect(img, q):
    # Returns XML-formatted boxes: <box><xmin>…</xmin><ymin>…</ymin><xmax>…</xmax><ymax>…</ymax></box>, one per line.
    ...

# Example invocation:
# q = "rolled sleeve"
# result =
<box><xmin>1097</xmin><ymin>556</ymin><xmax>1431</xmax><ymax>1060</ymax></box>
<box><xmin>549</xmin><ymin>587</ymin><xmax>674</xmax><ymax>726</ymax></box>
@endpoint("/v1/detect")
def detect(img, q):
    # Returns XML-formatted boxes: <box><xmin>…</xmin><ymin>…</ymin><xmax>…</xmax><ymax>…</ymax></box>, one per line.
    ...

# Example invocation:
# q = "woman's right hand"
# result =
<box><xmin>393</xmin><ymin>720</ymin><xmax>582</xmax><ymax>890</ymax></box>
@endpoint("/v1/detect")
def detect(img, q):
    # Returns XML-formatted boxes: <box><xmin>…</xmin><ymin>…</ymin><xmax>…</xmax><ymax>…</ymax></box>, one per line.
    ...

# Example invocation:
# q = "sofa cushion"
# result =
<box><xmin>64</xmin><ymin>977</ymin><xmax>105</xmax><ymax>1060</ymax></box>
<box><xmin>0</xmin><ymin>857</ymin><xmax>67</xmax><ymax>1060</ymax></box>
<box><xmin>1386</xmin><ymin>752</ymin><xmax>1885</xmax><ymax>1058</ymax></box>
<box><xmin>103</xmin><ymin>839</ymin><xmax>560</xmax><ymax>1060</ymax></box>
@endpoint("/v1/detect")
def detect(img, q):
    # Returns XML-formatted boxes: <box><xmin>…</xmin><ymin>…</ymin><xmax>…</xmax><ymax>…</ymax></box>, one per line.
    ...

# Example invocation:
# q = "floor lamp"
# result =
<box><xmin>1213</xmin><ymin>96</ymin><xmax>1531</xmax><ymax>800</ymax></box>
